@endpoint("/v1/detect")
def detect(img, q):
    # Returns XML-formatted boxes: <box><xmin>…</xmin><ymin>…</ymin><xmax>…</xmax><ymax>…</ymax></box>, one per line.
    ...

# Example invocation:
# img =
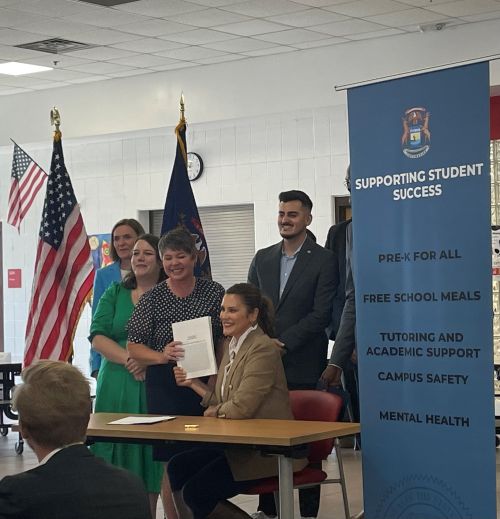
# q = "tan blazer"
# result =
<box><xmin>202</xmin><ymin>327</ymin><xmax>307</xmax><ymax>481</ymax></box>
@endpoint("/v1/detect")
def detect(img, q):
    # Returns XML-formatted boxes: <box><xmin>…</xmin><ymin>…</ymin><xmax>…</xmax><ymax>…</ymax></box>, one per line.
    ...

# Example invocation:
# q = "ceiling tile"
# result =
<box><xmin>347</xmin><ymin>27</ymin><xmax>406</xmax><ymax>40</ymax></box>
<box><xmin>222</xmin><ymin>0</ymin><xmax>307</xmax><ymax>17</ymax></box>
<box><xmin>242</xmin><ymin>45</ymin><xmax>296</xmax><ymax>56</ymax></box>
<box><xmin>114</xmin><ymin>0</ymin><xmax>206</xmax><ymax>17</ymax></box>
<box><xmin>0</xmin><ymin>7</ymin><xmax>50</xmax><ymax>27</ymax></box>
<box><xmin>63</xmin><ymin>46</ymin><xmax>139</xmax><ymax>61</ymax></box>
<box><xmin>0</xmin><ymin>44</ymin><xmax>48</xmax><ymax>61</ymax></box>
<box><xmin>325</xmin><ymin>0</ymin><xmax>411</xmax><ymax>17</ymax></box>
<box><xmin>149</xmin><ymin>61</ymin><xmax>198</xmax><ymax>70</ymax></box>
<box><xmin>266</xmin><ymin>9</ymin><xmax>349</xmax><ymax>27</ymax></box>
<box><xmin>169</xmin><ymin>8</ymin><xmax>251</xmax><ymax>27</ymax></box>
<box><xmin>204</xmin><ymin>36</ymin><xmax>275</xmax><ymax>51</ymax></box>
<box><xmin>15</xmin><ymin>19</ymin><xmax>97</xmax><ymax>38</ymax></box>
<box><xmin>187</xmin><ymin>0</ymin><xmax>249</xmax><ymax>5</ymax></box>
<box><xmin>106</xmin><ymin>68</ymin><xmax>156</xmax><ymax>77</ymax></box>
<box><xmin>116</xmin><ymin>19</ymin><xmax>194</xmax><ymax>37</ymax></box>
<box><xmin>63</xmin><ymin>7</ymin><xmax>151</xmax><ymax>27</ymax></box>
<box><xmin>290</xmin><ymin>0</ymin><xmax>358</xmax><ymax>6</ymax></box>
<box><xmin>195</xmin><ymin>54</ymin><xmax>245</xmax><ymax>64</ymax></box>
<box><xmin>395</xmin><ymin>0</ymin><xmax>469</xmax><ymax>5</ymax></box>
<box><xmin>459</xmin><ymin>12</ymin><xmax>500</xmax><ymax>22</ymax></box>
<box><xmin>426</xmin><ymin>0</ymin><xmax>500</xmax><ymax>17</ymax></box>
<box><xmin>309</xmin><ymin>18</ymin><xmax>387</xmax><ymax>36</ymax></box>
<box><xmin>160</xmin><ymin>28</ymin><xmax>238</xmax><ymax>44</ymax></box>
<box><xmin>21</xmin><ymin>54</ymin><xmax>96</xmax><ymax>68</ymax></box>
<box><xmin>12</xmin><ymin>0</ymin><xmax>101</xmax><ymax>17</ymax></box>
<box><xmin>111</xmin><ymin>38</ymin><xmax>188</xmax><ymax>52</ymax></box>
<box><xmin>31</xmin><ymin>81</ymin><xmax>70</xmax><ymax>90</ymax></box>
<box><xmin>366</xmin><ymin>8</ymin><xmax>455</xmax><ymax>26</ymax></box>
<box><xmin>155</xmin><ymin>45</ymin><xmax>227</xmax><ymax>60</ymax></box>
<box><xmin>35</xmin><ymin>68</ymin><xmax>99</xmax><ymax>82</ymax></box>
<box><xmin>67</xmin><ymin>74</ymin><xmax>112</xmax><ymax>84</ymax></box>
<box><xmin>108</xmin><ymin>53</ymin><xmax>182</xmax><ymax>67</ymax></box>
<box><xmin>0</xmin><ymin>0</ymin><xmax>21</xmax><ymax>6</ymax></box>
<box><xmin>213</xmin><ymin>19</ymin><xmax>288</xmax><ymax>35</ymax></box>
<box><xmin>0</xmin><ymin>74</ymin><xmax>54</xmax><ymax>87</ymax></box>
<box><xmin>292</xmin><ymin>36</ymin><xmax>347</xmax><ymax>48</ymax></box>
<box><xmin>254</xmin><ymin>28</ymin><xmax>331</xmax><ymax>44</ymax></box>
<box><xmin>66</xmin><ymin>61</ymin><xmax>136</xmax><ymax>74</ymax></box>
<box><xmin>0</xmin><ymin>28</ymin><xmax>45</xmax><ymax>45</ymax></box>
<box><xmin>69</xmin><ymin>28</ymin><xmax>143</xmax><ymax>45</ymax></box>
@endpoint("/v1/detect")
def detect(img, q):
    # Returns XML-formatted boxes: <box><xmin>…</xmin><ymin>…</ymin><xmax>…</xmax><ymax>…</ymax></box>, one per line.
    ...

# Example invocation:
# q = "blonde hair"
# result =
<box><xmin>14</xmin><ymin>361</ymin><xmax>91</xmax><ymax>449</ymax></box>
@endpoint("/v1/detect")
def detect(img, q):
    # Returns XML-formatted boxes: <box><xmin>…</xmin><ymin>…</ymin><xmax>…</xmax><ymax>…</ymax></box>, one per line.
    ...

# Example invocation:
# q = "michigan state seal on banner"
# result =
<box><xmin>402</xmin><ymin>107</ymin><xmax>430</xmax><ymax>158</ymax></box>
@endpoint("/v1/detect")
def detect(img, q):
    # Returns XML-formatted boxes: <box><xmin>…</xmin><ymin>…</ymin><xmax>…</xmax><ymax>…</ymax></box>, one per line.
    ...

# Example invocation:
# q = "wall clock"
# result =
<box><xmin>187</xmin><ymin>152</ymin><xmax>204</xmax><ymax>181</ymax></box>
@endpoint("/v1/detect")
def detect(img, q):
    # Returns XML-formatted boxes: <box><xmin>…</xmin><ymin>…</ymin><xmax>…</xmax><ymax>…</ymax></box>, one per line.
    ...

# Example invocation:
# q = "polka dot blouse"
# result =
<box><xmin>127</xmin><ymin>278</ymin><xmax>225</xmax><ymax>351</ymax></box>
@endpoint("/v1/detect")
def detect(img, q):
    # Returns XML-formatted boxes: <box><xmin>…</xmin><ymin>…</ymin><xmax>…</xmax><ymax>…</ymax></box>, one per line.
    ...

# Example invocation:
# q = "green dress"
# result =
<box><xmin>89</xmin><ymin>282</ymin><xmax>163</xmax><ymax>493</ymax></box>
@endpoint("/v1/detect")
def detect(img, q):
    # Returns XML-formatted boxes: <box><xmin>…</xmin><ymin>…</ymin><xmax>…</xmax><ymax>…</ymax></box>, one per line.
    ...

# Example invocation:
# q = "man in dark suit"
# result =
<box><xmin>321</xmin><ymin>166</ymin><xmax>357</xmax><ymax>392</ymax></box>
<box><xmin>324</xmin><ymin>218</ymin><xmax>351</xmax><ymax>340</ymax></box>
<box><xmin>0</xmin><ymin>360</ymin><xmax>151</xmax><ymax>519</ymax></box>
<box><xmin>321</xmin><ymin>166</ymin><xmax>360</xmax><ymax>451</ymax></box>
<box><xmin>248</xmin><ymin>190</ymin><xmax>337</xmax><ymax>519</ymax></box>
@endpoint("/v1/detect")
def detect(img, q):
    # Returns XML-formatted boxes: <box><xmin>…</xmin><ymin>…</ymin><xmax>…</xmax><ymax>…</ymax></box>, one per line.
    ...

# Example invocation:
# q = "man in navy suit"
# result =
<box><xmin>248</xmin><ymin>190</ymin><xmax>337</xmax><ymax>519</ymax></box>
<box><xmin>0</xmin><ymin>360</ymin><xmax>151</xmax><ymax>519</ymax></box>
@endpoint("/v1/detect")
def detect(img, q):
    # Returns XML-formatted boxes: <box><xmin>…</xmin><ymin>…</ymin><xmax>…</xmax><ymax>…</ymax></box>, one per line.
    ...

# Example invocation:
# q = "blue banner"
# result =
<box><xmin>348</xmin><ymin>62</ymin><xmax>495</xmax><ymax>519</ymax></box>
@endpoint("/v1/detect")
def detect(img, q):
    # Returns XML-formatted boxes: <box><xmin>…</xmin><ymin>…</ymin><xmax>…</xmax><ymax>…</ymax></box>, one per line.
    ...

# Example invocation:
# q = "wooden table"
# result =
<box><xmin>88</xmin><ymin>413</ymin><xmax>360</xmax><ymax>517</ymax></box>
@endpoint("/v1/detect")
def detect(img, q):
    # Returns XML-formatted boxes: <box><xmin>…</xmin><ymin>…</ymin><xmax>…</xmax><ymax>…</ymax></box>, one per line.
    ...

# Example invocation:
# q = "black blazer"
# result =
<box><xmin>328</xmin><ymin>221</ymin><xmax>356</xmax><ymax>370</ymax></box>
<box><xmin>0</xmin><ymin>444</ymin><xmax>151</xmax><ymax>519</ymax></box>
<box><xmin>248</xmin><ymin>236</ymin><xmax>338</xmax><ymax>385</ymax></box>
<box><xmin>324</xmin><ymin>218</ymin><xmax>351</xmax><ymax>339</ymax></box>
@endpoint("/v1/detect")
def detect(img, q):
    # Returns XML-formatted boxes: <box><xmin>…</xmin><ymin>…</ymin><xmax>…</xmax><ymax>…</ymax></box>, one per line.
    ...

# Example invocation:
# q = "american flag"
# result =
<box><xmin>24</xmin><ymin>132</ymin><xmax>94</xmax><ymax>367</ymax></box>
<box><xmin>7</xmin><ymin>142</ymin><xmax>48</xmax><ymax>230</ymax></box>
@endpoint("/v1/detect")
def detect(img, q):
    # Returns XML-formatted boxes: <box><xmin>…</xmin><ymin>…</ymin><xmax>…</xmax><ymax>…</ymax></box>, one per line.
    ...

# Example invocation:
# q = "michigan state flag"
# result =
<box><xmin>161</xmin><ymin>117</ymin><xmax>211</xmax><ymax>279</ymax></box>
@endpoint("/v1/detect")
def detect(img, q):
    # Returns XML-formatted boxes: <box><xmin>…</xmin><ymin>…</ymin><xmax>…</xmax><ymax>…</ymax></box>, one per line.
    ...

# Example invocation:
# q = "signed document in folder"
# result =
<box><xmin>172</xmin><ymin>316</ymin><xmax>217</xmax><ymax>379</ymax></box>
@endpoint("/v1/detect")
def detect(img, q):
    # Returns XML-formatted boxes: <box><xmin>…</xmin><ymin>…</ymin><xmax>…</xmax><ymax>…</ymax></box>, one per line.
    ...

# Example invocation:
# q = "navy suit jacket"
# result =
<box><xmin>0</xmin><ymin>444</ymin><xmax>151</xmax><ymax>519</ymax></box>
<box><xmin>248</xmin><ymin>236</ymin><xmax>337</xmax><ymax>385</ymax></box>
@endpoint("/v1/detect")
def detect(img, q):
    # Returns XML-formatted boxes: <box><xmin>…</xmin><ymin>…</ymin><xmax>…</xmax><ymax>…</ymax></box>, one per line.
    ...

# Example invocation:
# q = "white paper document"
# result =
<box><xmin>173</xmin><ymin>316</ymin><xmax>217</xmax><ymax>379</ymax></box>
<box><xmin>107</xmin><ymin>416</ymin><xmax>176</xmax><ymax>425</ymax></box>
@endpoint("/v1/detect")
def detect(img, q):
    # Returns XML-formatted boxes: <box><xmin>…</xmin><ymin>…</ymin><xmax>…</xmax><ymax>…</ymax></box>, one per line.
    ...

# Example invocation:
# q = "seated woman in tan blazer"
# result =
<box><xmin>169</xmin><ymin>283</ymin><xmax>307</xmax><ymax>519</ymax></box>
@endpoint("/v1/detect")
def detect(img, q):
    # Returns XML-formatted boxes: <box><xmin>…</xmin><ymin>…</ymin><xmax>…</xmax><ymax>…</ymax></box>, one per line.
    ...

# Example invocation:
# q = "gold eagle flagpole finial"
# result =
<box><xmin>50</xmin><ymin>107</ymin><xmax>61</xmax><ymax>140</ymax></box>
<box><xmin>180</xmin><ymin>93</ymin><xmax>186</xmax><ymax>124</ymax></box>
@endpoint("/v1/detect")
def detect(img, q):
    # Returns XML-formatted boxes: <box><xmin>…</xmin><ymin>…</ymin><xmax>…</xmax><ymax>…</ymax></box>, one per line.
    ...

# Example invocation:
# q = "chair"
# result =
<box><xmin>242</xmin><ymin>390</ymin><xmax>351</xmax><ymax>519</ymax></box>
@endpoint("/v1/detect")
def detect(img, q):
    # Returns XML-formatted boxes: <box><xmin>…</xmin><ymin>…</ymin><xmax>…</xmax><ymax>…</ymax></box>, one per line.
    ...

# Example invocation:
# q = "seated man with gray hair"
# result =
<box><xmin>0</xmin><ymin>360</ymin><xmax>152</xmax><ymax>519</ymax></box>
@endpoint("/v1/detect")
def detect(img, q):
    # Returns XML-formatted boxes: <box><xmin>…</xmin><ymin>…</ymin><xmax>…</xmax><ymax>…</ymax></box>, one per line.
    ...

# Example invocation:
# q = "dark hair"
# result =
<box><xmin>122</xmin><ymin>234</ymin><xmax>165</xmax><ymax>289</ymax></box>
<box><xmin>159</xmin><ymin>226</ymin><xmax>197</xmax><ymax>257</ymax></box>
<box><xmin>225</xmin><ymin>283</ymin><xmax>275</xmax><ymax>337</ymax></box>
<box><xmin>110</xmin><ymin>218</ymin><xmax>145</xmax><ymax>262</ymax></box>
<box><xmin>279</xmin><ymin>190</ymin><xmax>313</xmax><ymax>211</ymax></box>
<box><xmin>345</xmin><ymin>165</ymin><xmax>351</xmax><ymax>193</ymax></box>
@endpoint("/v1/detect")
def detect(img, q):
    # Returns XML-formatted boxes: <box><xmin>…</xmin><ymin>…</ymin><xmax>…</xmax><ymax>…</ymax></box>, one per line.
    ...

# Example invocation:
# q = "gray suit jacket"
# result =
<box><xmin>248</xmin><ymin>237</ymin><xmax>337</xmax><ymax>385</ymax></box>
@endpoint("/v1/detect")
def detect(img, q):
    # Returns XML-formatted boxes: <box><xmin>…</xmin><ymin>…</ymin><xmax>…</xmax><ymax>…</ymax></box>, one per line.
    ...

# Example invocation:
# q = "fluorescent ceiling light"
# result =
<box><xmin>0</xmin><ymin>62</ymin><xmax>53</xmax><ymax>76</ymax></box>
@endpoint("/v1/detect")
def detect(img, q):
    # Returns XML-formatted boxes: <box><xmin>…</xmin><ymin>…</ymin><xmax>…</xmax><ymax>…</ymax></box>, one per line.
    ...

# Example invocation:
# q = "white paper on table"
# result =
<box><xmin>107</xmin><ymin>416</ymin><xmax>176</xmax><ymax>425</ymax></box>
<box><xmin>173</xmin><ymin>316</ymin><xmax>217</xmax><ymax>379</ymax></box>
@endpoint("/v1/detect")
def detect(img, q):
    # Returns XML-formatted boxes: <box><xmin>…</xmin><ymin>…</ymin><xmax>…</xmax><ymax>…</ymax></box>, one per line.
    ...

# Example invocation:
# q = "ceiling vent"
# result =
<box><xmin>78</xmin><ymin>0</ymin><xmax>138</xmax><ymax>6</ymax></box>
<box><xmin>15</xmin><ymin>38</ymin><xmax>96</xmax><ymax>54</ymax></box>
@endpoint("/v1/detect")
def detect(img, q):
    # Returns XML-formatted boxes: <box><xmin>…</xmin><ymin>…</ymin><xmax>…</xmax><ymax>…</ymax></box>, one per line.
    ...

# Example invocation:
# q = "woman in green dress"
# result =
<box><xmin>89</xmin><ymin>233</ymin><xmax>166</xmax><ymax>519</ymax></box>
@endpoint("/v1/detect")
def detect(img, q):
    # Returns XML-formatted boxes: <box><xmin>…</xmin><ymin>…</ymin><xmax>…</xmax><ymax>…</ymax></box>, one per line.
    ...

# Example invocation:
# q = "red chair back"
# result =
<box><xmin>289</xmin><ymin>390</ymin><xmax>343</xmax><ymax>463</ymax></box>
